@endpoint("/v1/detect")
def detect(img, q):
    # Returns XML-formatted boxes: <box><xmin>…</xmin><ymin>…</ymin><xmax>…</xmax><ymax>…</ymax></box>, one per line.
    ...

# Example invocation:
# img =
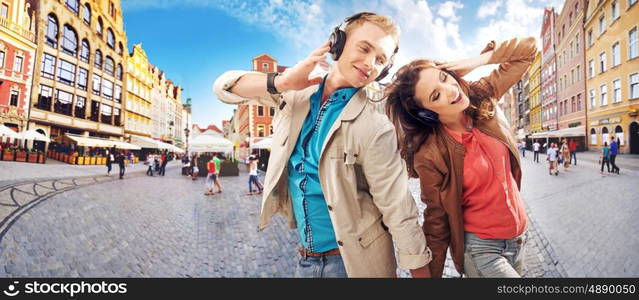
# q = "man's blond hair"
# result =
<box><xmin>344</xmin><ymin>12</ymin><xmax>400</xmax><ymax>45</ymax></box>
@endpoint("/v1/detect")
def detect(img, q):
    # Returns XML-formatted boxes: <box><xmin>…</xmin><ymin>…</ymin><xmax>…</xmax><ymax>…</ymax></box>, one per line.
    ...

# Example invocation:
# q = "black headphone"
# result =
<box><xmin>408</xmin><ymin>109</ymin><xmax>439</xmax><ymax>126</ymax></box>
<box><xmin>328</xmin><ymin>12</ymin><xmax>398</xmax><ymax>82</ymax></box>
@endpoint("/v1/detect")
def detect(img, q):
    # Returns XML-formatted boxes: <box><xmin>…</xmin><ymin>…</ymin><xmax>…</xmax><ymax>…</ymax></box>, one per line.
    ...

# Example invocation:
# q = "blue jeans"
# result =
<box><xmin>463</xmin><ymin>232</ymin><xmax>527</xmax><ymax>278</ymax></box>
<box><xmin>570</xmin><ymin>152</ymin><xmax>577</xmax><ymax>165</ymax></box>
<box><xmin>248</xmin><ymin>175</ymin><xmax>262</xmax><ymax>193</ymax></box>
<box><xmin>294</xmin><ymin>253</ymin><xmax>347</xmax><ymax>278</ymax></box>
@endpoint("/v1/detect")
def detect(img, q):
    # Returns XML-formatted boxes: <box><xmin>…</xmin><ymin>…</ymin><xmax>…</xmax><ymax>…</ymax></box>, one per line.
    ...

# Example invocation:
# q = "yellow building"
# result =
<box><xmin>529</xmin><ymin>51</ymin><xmax>543</xmax><ymax>133</ymax></box>
<box><xmin>585</xmin><ymin>0</ymin><xmax>639</xmax><ymax>153</ymax></box>
<box><xmin>28</xmin><ymin>0</ymin><xmax>128</xmax><ymax>142</ymax></box>
<box><xmin>125</xmin><ymin>43</ymin><xmax>151</xmax><ymax>138</ymax></box>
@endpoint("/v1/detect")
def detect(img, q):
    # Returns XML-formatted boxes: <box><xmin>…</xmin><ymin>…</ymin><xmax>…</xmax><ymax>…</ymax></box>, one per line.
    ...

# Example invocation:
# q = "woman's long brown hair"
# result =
<box><xmin>384</xmin><ymin>59</ymin><xmax>496</xmax><ymax>177</ymax></box>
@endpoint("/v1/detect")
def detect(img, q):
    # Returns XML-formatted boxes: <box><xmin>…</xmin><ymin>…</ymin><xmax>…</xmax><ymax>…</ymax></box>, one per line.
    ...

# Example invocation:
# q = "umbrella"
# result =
<box><xmin>16</xmin><ymin>129</ymin><xmax>50</xmax><ymax>142</ymax></box>
<box><xmin>0</xmin><ymin>125</ymin><xmax>19</xmax><ymax>139</ymax></box>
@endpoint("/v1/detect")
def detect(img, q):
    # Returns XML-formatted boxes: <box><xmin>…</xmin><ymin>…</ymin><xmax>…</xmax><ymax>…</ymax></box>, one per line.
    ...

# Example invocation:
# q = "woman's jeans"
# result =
<box><xmin>294</xmin><ymin>253</ymin><xmax>347</xmax><ymax>278</ymax></box>
<box><xmin>248</xmin><ymin>175</ymin><xmax>262</xmax><ymax>193</ymax></box>
<box><xmin>463</xmin><ymin>231</ymin><xmax>527</xmax><ymax>278</ymax></box>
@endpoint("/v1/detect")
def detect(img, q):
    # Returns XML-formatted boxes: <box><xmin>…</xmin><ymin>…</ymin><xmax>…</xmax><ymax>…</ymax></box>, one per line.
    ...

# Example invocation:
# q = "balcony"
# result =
<box><xmin>0</xmin><ymin>16</ymin><xmax>36</xmax><ymax>43</ymax></box>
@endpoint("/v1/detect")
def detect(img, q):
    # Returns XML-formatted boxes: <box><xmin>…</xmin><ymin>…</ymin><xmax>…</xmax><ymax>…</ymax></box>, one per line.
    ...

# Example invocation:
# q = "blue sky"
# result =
<box><xmin>122</xmin><ymin>0</ymin><xmax>564</xmax><ymax>128</ymax></box>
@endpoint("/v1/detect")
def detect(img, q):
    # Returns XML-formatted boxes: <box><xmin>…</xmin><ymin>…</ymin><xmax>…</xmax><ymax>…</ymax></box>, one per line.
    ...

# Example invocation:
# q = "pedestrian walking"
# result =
<box><xmin>532</xmin><ymin>140</ymin><xmax>540</xmax><ymax>163</ymax></box>
<box><xmin>116</xmin><ymin>152</ymin><xmax>126</xmax><ymax>179</ymax></box>
<box><xmin>146</xmin><ymin>154</ymin><xmax>155</xmax><ymax>176</ymax></box>
<box><xmin>105</xmin><ymin>150</ymin><xmax>113</xmax><ymax>176</ymax></box>
<box><xmin>246</xmin><ymin>155</ymin><xmax>263</xmax><ymax>195</ymax></box>
<box><xmin>519</xmin><ymin>141</ymin><xmax>526</xmax><ymax>158</ymax></box>
<box><xmin>204</xmin><ymin>154</ymin><xmax>223</xmax><ymax>195</ymax></box>
<box><xmin>547</xmin><ymin>143</ymin><xmax>558</xmax><ymax>175</ymax></box>
<box><xmin>568</xmin><ymin>139</ymin><xmax>577</xmax><ymax>165</ymax></box>
<box><xmin>599</xmin><ymin>142</ymin><xmax>611</xmax><ymax>175</ymax></box>
<box><xmin>159</xmin><ymin>150</ymin><xmax>168</xmax><ymax>176</ymax></box>
<box><xmin>191</xmin><ymin>154</ymin><xmax>199</xmax><ymax>180</ymax></box>
<box><xmin>609</xmin><ymin>136</ymin><xmax>620</xmax><ymax>174</ymax></box>
<box><xmin>560</xmin><ymin>139</ymin><xmax>570</xmax><ymax>171</ymax></box>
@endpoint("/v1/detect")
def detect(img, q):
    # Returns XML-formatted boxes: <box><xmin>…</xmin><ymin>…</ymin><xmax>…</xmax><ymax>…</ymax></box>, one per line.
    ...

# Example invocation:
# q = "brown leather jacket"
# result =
<box><xmin>414</xmin><ymin>37</ymin><xmax>537</xmax><ymax>277</ymax></box>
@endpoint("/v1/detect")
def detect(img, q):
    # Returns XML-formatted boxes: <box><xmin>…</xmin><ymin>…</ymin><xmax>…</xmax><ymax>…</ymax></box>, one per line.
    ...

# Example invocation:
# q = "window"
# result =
<box><xmin>588</xmin><ymin>29</ymin><xmax>593</xmax><ymax>47</ymax></box>
<box><xmin>257</xmin><ymin>106</ymin><xmax>264</xmax><ymax>116</ymax></box>
<box><xmin>257</xmin><ymin>125</ymin><xmax>265</xmax><ymax>137</ymax></box>
<box><xmin>105</xmin><ymin>56</ymin><xmax>114</xmax><ymax>75</ymax></box>
<box><xmin>109</xmin><ymin>1</ymin><xmax>115</xmax><ymax>17</ymax></box>
<box><xmin>577</xmin><ymin>93</ymin><xmax>582</xmax><ymax>111</ymax></box>
<box><xmin>116</xmin><ymin>64</ymin><xmax>122</xmax><ymax>80</ymax></box>
<box><xmin>80</xmin><ymin>39</ymin><xmax>90</xmax><ymax>62</ymax></box>
<box><xmin>600</xmin><ymin>52</ymin><xmax>606</xmax><ymax>73</ymax></box>
<box><xmin>100</xmin><ymin>104</ymin><xmax>112</xmax><ymax>124</ymax></box>
<box><xmin>92</xmin><ymin>74</ymin><xmax>101</xmax><ymax>95</ymax></box>
<box><xmin>114</xmin><ymin>85</ymin><xmax>122</xmax><ymax>103</ymax></box>
<box><xmin>590</xmin><ymin>128</ymin><xmax>597</xmax><ymax>145</ymax></box>
<box><xmin>577</xmin><ymin>65</ymin><xmax>581</xmax><ymax>81</ymax></box>
<box><xmin>83</xmin><ymin>3</ymin><xmax>91</xmax><ymax>24</ymax></box>
<box><xmin>1</xmin><ymin>3</ymin><xmax>8</xmax><ymax>18</ymax></box>
<box><xmin>10</xmin><ymin>90</ymin><xmax>19</xmax><ymax>106</ymax></box>
<box><xmin>114</xmin><ymin>108</ymin><xmax>120</xmax><ymax>126</ymax></box>
<box><xmin>601</xmin><ymin>84</ymin><xmax>608</xmax><ymax>106</ymax></box>
<box><xmin>41</xmin><ymin>53</ymin><xmax>56</xmax><ymax>79</ymax></box>
<box><xmin>613</xmin><ymin>79</ymin><xmax>621</xmax><ymax>103</ymax></box>
<box><xmin>571</xmin><ymin>69</ymin><xmax>575</xmax><ymax>85</ymax></box>
<box><xmin>66</xmin><ymin>0</ymin><xmax>79</xmax><ymax>14</ymax></box>
<box><xmin>0</xmin><ymin>51</ymin><xmax>4</xmax><ymax>68</ymax></box>
<box><xmin>615</xmin><ymin>126</ymin><xmax>624</xmax><ymax>146</ymax></box>
<box><xmin>599</xmin><ymin>15</ymin><xmax>605</xmax><ymax>35</ymax></box>
<box><xmin>118</xmin><ymin>43</ymin><xmax>123</xmax><ymax>56</ymax></box>
<box><xmin>269</xmin><ymin>107</ymin><xmax>275</xmax><ymax>116</ymax></box>
<box><xmin>269</xmin><ymin>125</ymin><xmax>273</xmax><ymax>135</ymax></box>
<box><xmin>571</xmin><ymin>97</ymin><xmax>576</xmax><ymax>113</ymax></box>
<box><xmin>57</xmin><ymin>60</ymin><xmax>76</xmax><ymax>86</ymax></box>
<box><xmin>46</xmin><ymin>14</ymin><xmax>58</xmax><ymax>48</ymax></box>
<box><xmin>78</xmin><ymin>67</ymin><xmax>88</xmax><ymax>90</ymax></box>
<box><xmin>612</xmin><ymin>1</ymin><xmax>619</xmax><ymax>21</ymax></box>
<box><xmin>61</xmin><ymin>25</ymin><xmax>77</xmax><ymax>56</ymax></box>
<box><xmin>262</xmin><ymin>63</ymin><xmax>268</xmax><ymax>71</ymax></box>
<box><xmin>38</xmin><ymin>85</ymin><xmax>53</xmax><ymax>111</ymax></box>
<box><xmin>612</xmin><ymin>42</ymin><xmax>620</xmax><ymax>66</ymax></box>
<box><xmin>95</xmin><ymin>49</ymin><xmax>102</xmax><ymax>68</ymax></box>
<box><xmin>590</xmin><ymin>89</ymin><xmax>596</xmax><ymax>108</ymax></box>
<box><xmin>575</xmin><ymin>34</ymin><xmax>579</xmax><ymax>54</ymax></box>
<box><xmin>90</xmin><ymin>100</ymin><xmax>99</xmax><ymax>121</ymax></box>
<box><xmin>631</xmin><ymin>73</ymin><xmax>639</xmax><ymax>99</ymax></box>
<box><xmin>569</xmin><ymin>42</ymin><xmax>573</xmax><ymax>58</ymax></box>
<box><xmin>588</xmin><ymin>60</ymin><xmax>594</xmax><ymax>78</ymax></box>
<box><xmin>106</xmin><ymin>28</ymin><xmax>115</xmax><ymax>49</ymax></box>
<box><xmin>13</xmin><ymin>56</ymin><xmax>23</xmax><ymax>73</ymax></box>
<box><xmin>602</xmin><ymin>127</ymin><xmax>610</xmax><ymax>145</ymax></box>
<box><xmin>96</xmin><ymin>17</ymin><xmax>103</xmax><ymax>36</ymax></box>
<box><xmin>102</xmin><ymin>79</ymin><xmax>113</xmax><ymax>100</ymax></box>
<box><xmin>630</xmin><ymin>27</ymin><xmax>638</xmax><ymax>59</ymax></box>
<box><xmin>75</xmin><ymin>96</ymin><xmax>86</xmax><ymax>118</ymax></box>
<box><xmin>54</xmin><ymin>89</ymin><xmax>73</xmax><ymax>116</ymax></box>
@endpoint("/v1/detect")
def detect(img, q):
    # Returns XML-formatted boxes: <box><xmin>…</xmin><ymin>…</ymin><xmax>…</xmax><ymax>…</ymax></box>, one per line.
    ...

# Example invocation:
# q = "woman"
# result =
<box><xmin>547</xmin><ymin>143</ymin><xmax>558</xmax><ymax>176</ymax></box>
<box><xmin>246</xmin><ymin>156</ymin><xmax>263</xmax><ymax>195</ymax></box>
<box><xmin>105</xmin><ymin>150</ymin><xmax>113</xmax><ymax>176</ymax></box>
<box><xmin>560</xmin><ymin>139</ymin><xmax>570</xmax><ymax>170</ymax></box>
<box><xmin>599</xmin><ymin>141</ymin><xmax>611</xmax><ymax>175</ymax></box>
<box><xmin>385</xmin><ymin>37</ymin><xmax>536</xmax><ymax>277</ymax></box>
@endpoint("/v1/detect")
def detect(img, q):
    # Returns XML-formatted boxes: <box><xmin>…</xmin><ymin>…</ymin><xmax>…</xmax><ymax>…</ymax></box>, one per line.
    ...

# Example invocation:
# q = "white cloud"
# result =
<box><xmin>437</xmin><ymin>1</ymin><xmax>464</xmax><ymax>22</ymax></box>
<box><xmin>477</xmin><ymin>0</ymin><xmax>503</xmax><ymax>19</ymax></box>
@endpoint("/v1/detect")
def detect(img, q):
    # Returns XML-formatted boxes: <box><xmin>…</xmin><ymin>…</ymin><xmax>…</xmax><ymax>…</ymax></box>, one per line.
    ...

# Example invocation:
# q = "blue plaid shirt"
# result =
<box><xmin>288</xmin><ymin>76</ymin><xmax>359</xmax><ymax>252</ymax></box>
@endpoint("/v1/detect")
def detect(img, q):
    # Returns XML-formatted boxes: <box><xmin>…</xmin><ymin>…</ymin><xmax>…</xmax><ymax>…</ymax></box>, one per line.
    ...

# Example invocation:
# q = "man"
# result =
<box><xmin>205</xmin><ymin>153</ymin><xmax>223</xmax><ymax>195</ymax></box>
<box><xmin>532</xmin><ymin>140</ymin><xmax>540</xmax><ymax>163</ymax></box>
<box><xmin>568</xmin><ymin>139</ymin><xmax>577</xmax><ymax>165</ymax></box>
<box><xmin>116</xmin><ymin>152</ymin><xmax>126</xmax><ymax>179</ymax></box>
<box><xmin>609</xmin><ymin>136</ymin><xmax>620</xmax><ymax>174</ymax></box>
<box><xmin>520</xmin><ymin>141</ymin><xmax>526</xmax><ymax>158</ymax></box>
<box><xmin>213</xmin><ymin>12</ymin><xmax>431</xmax><ymax>278</ymax></box>
<box><xmin>159</xmin><ymin>150</ymin><xmax>168</xmax><ymax>176</ymax></box>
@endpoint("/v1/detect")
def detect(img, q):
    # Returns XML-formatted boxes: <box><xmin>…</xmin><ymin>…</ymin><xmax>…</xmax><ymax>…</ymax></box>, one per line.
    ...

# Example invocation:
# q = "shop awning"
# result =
<box><xmin>129</xmin><ymin>135</ymin><xmax>185</xmax><ymax>153</ymax></box>
<box><xmin>250</xmin><ymin>136</ymin><xmax>272</xmax><ymax>150</ymax></box>
<box><xmin>547</xmin><ymin>126</ymin><xmax>586</xmax><ymax>138</ymax></box>
<box><xmin>65</xmin><ymin>133</ymin><xmax>141</xmax><ymax>150</ymax></box>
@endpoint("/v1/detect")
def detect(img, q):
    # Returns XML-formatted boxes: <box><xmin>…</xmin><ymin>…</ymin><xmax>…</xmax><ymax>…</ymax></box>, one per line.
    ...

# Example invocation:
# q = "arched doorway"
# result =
<box><xmin>602</xmin><ymin>127</ymin><xmax>609</xmax><ymax>146</ymax></box>
<box><xmin>630</xmin><ymin>122</ymin><xmax>639</xmax><ymax>154</ymax></box>
<box><xmin>34</xmin><ymin>129</ymin><xmax>47</xmax><ymax>152</ymax></box>
<box><xmin>590</xmin><ymin>128</ymin><xmax>597</xmax><ymax>147</ymax></box>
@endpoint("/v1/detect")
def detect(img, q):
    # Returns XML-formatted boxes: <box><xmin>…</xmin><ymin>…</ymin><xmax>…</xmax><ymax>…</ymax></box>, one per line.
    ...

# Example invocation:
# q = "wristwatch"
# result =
<box><xmin>266</xmin><ymin>72</ymin><xmax>280</xmax><ymax>94</ymax></box>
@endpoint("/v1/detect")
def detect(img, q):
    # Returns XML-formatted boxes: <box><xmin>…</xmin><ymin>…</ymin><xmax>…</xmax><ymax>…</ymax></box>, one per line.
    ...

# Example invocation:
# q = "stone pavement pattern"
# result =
<box><xmin>2</xmin><ymin>150</ymin><xmax>636</xmax><ymax>277</ymax></box>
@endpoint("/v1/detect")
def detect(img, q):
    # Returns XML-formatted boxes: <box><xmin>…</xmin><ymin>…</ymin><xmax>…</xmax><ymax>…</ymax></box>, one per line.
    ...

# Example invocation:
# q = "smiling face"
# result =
<box><xmin>413</xmin><ymin>67</ymin><xmax>470</xmax><ymax>118</ymax></box>
<box><xmin>335</xmin><ymin>22</ymin><xmax>396</xmax><ymax>87</ymax></box>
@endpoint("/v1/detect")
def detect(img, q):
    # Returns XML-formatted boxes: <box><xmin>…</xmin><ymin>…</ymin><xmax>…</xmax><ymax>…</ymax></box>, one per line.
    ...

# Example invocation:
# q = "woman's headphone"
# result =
<box><xmin>328</xmin><ymin>12</ymin><xmax>398</xmax><ymax>82</ymax></box>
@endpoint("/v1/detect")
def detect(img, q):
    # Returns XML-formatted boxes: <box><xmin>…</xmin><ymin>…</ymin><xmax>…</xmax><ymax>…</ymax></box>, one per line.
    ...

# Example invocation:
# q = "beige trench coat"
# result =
<box><xmin>213</xmin><ymin>72</ymin><xmax>432</xmax><ymax>277</ymax></box>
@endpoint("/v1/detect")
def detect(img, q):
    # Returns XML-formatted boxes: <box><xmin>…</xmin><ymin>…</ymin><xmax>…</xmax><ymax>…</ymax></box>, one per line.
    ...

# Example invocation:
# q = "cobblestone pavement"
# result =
<box><xmin>1</xmin><ymin>151</ymin><xmax>634</xmax><ymax>277</ymax></box>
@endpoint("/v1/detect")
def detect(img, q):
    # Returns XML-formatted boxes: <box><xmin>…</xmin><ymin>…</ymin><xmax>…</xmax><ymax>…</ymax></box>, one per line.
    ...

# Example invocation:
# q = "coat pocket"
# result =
<box><xmin>358</xmin><ymin>220</ymin><xmax>389</xmax><ymax>248</ymax></box>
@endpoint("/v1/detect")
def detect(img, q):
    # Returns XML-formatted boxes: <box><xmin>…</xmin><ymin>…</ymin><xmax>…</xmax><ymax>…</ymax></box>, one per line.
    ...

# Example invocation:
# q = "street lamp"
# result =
<box><xmin>184</xmin><ymin>127</ymin><xmax>190</xmax><ymax>154</ymax></box>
